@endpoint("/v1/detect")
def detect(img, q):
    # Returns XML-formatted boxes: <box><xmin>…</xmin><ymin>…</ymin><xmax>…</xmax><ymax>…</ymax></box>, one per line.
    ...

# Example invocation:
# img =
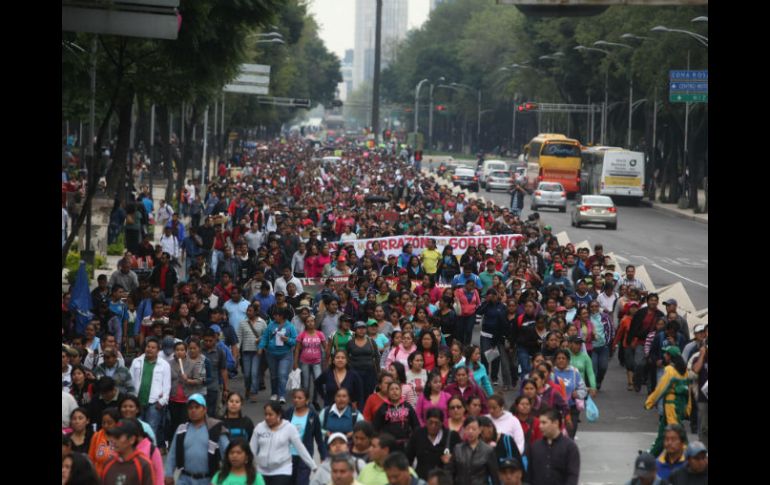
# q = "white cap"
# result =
<box><xmin>327</xmin><ymin>432</ymin><xmax>348</xmax><ymax>445</ymax></box>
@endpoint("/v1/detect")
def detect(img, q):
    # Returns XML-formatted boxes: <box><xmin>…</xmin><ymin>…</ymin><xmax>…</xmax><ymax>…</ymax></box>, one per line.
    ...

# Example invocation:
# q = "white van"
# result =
<box><xmin>479</xmin><ymin>159</ymin><xmax>509</xmax><ymax>188</ymax></box>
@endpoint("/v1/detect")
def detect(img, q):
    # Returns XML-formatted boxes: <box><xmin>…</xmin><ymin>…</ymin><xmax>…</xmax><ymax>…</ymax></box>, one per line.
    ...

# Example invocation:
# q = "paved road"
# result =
<box><xmin>481</xmin><ymin>188</ymin><xmax>708</xmax><ymax>310</ymax></box>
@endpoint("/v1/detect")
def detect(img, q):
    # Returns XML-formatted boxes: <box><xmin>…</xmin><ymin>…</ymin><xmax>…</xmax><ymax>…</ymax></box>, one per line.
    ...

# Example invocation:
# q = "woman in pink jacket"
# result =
<box><xmin>415</xmin><ymin>371</ymin><xmax>452</xmax><ymax>426</ymax></box>
<box><xmin>453</xmin><ymin>280</ymin><xmax>481</xmax><ymax>346</ymax></box>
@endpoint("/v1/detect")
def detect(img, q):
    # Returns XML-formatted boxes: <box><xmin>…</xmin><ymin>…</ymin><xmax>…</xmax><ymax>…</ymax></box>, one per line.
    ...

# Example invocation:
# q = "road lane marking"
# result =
<box><xmin>651</xmin><ymin>264</ymin><xmax>708</xmax><ymax>289</ymax></box>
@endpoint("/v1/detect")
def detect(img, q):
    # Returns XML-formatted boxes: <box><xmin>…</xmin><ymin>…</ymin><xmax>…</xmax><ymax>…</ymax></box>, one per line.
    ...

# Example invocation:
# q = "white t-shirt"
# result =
<box><xmin>340</xmin><ymin>232</ymin><xmax>358</xmax><ymax>242</ymax></box>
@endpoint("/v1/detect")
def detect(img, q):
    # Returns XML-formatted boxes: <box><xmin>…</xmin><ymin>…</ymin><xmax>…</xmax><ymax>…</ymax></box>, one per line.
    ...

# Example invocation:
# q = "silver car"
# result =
<box><xmin>571</xmin><ymin>194</ymin><xmax>618</xmax><ymax>229</ymax></box>
<box><xmin>486</xmin><ymin>170</ymin><xmax>514</xmax><ymax>192</ymax></box>
<box><xmin>532</xmin><ymin>182</ymin><xmax>567</xmax><ymax>212</ymax></box>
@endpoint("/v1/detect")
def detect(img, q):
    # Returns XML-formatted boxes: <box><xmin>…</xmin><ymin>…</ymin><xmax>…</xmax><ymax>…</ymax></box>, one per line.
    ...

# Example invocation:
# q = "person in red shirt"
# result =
<box><xmin>363</xmin><ymin>372</ymin><xmax>394</xmax><ymax>421</ymax></box>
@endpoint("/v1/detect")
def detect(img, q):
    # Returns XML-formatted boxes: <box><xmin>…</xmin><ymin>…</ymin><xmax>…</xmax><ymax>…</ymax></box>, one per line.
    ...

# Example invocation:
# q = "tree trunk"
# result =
<box><xmin>62</xmin><ymin>39</ymin><xmax>127</xmax><ymax>268</ymax></box>
<box><xmin>687</xmin><ymin>107</ymin><xmax>707</xmax><ymax>211</ymax></box>
<box><xmin>107</xmin><ymin>86</ymin><xmax>135</xmax><ymax>202</ymax></box>
<box><xmin>177</xmin><ymin>103</ymin><xmax>200</xmax><ymax>204</ymax></box>
<box><xmin>157</xmin><ymin>105</ymin><xmax>175</xmax><ymax>203</ymax></box>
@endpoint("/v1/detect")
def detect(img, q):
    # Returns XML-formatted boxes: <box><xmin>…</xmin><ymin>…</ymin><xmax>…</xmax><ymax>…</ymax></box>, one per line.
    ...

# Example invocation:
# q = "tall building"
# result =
<box><xmin>353</xmin><ymin>0</ymin><xmax>408</xmax><ymax>92</ymax></box>
<box><xmin>339</xmin><ymin>49</ymin><xmax>354</xmax><ymax>101</ymax></box>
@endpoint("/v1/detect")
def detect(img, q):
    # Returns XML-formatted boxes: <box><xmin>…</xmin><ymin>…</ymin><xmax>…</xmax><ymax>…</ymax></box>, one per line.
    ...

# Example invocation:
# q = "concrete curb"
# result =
<box><xmin>639</xmin><ymin>200</ymin><xmax>708</xmax><ymax>225</ymax></box>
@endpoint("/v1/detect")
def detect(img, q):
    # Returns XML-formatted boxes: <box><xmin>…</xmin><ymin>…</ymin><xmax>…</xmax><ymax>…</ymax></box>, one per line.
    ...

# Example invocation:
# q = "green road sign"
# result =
<box><xmin>669</xmin><ymin>93</ymin><xmax>707</xmax><ymax>103</ymax></box>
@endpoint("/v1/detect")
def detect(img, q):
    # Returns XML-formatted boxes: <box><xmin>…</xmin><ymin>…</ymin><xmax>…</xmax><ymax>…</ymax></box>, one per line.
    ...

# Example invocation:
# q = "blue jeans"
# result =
<box><xmin>211</xmin><ymin>249</ymin><xmax>223</xmax><ymax>275</ymax></box>
<box><xmin>591</xmin><ymin>345</ymin><xmax>610</xmax><ymax>389</ymax></box>
<box><xmin>517</xmin><ymin>347</ymin><xmax>531</xmax><ymax>381</ymax></box>
<box><xmin>300</xmin><ymin>362</ymin><xmax>322</xmax><ymax>404</ymax></box>
<box><xmin>242</xmin><ymin>351</ymin><xmax>261</xmax><ymax>395</ymax></box>
<box><xmin>266</xmin><ymin>351</ymin><xmax>293</xmax><ymax>399</ymax></box>
<box><xmin>480</xmin><ymin>336</ymin><xmax>500</xmax><ymax>381</ymax></box>
<box><xmin>141</xmin><ymin>403</ymin><xmax>166</xmax><ymax>449</ymax></box>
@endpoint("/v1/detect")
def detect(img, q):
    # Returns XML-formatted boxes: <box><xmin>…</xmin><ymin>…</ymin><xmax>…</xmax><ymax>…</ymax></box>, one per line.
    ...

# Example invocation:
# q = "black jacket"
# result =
<box><xmin>477</xmin><ymin>301</ymin><xmax>508</xmax><ymax>346</ymax></box>
<box><xmin>149</xmin><ymin>264</ymin><xmax>178</xmax><ymax>298</ymax></box>
<box><xmin>529</xmin><ymin>434</ymin><xmax>580</xmax><ymax>485</ymax></box>
<box><xmin>449</xmin><ymin>441</ymin><xmax>501</xmax><ymax>485</ymax></box>
<box><xmin>405</xmin><ymin>427</ymin><xmax>462</xmax><ymax>479</ymax></box>
<box><xmin>283</xmin><ymin>407</ymin><xmax>328</xmax><ymax>461</ymax></box>
<box><xmin>627</xmin><ymin>306</ymin><xmax>665</xmax><ymax>346</ymax></box>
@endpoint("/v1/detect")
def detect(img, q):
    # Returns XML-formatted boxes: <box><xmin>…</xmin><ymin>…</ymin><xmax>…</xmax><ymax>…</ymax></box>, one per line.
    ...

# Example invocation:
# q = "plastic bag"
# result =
<box><xmin>586</xmin><ymin>396</ymin><xmax>599</xmax><ymax>422</ymax></box>
<box><xmin>484</xmin><ymin>347</ymin><xmax>500</xmax><ymax>363</ymax></box>
<box><xmin>286</xmin><ymin>368</ymin><xmax>302</xmax><ymax>393</ymax></box>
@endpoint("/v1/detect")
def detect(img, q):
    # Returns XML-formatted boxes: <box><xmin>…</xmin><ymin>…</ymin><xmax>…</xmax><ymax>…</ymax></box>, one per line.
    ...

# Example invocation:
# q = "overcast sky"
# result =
<box><xmin>307</xmin><ymin>0</ymin><xmax>431</xmax><ymax>61</ymax></box>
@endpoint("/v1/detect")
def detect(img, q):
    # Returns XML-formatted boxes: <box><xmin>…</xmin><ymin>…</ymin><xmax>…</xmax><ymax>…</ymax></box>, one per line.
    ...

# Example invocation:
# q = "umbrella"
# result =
<box><xmin>69</xmin><ymin>261</ymin><xmax>93</xmax><ymax>336</ymax></box>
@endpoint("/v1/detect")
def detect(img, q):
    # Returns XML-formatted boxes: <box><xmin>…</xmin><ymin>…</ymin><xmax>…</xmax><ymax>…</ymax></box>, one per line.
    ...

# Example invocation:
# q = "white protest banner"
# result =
<box><xmin>327</xmin><ymin>234</ymin><xmax>525</xmax><ymax>259</ymax></box>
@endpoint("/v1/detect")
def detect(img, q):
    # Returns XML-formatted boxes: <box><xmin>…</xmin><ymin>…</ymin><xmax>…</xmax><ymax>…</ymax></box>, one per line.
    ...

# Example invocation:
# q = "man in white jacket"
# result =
<box><xmin>274</xmin><ymin>266</ymin><xmax>304</xmax><ymax>296</ymax></box>
<box><xmin>129</xmin><ymin>337</ymin><xmax>171</xmax><ymax>451</ymax></box>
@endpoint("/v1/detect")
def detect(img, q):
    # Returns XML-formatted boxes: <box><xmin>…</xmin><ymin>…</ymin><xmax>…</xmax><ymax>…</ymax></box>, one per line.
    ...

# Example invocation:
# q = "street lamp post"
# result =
<box><xmin>595</xmin><ymin>40</ymin><xmax>633</xmax><ymax>147</ymax></box>
<box><xmin>428</xmin><ymin>76</ymin><xmax>446</xmax><ymax>151</ymax></box>
<box><xmin>575</xmin><ymin>46</ymin><xmax>610</xmax><ymax>144</ymax></box>
<box><xmin>414</xmin><ymin>78</ymin><xmax>429</xmax><ymax>136</ymax></box>
<box><xmin>651</xmin><ymin>26</ymin><xmax>708</xmax><ymax>205</ymax></box>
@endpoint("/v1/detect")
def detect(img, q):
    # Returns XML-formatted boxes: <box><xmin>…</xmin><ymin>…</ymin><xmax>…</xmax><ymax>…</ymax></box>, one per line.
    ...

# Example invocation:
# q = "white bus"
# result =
<box><xmin>581</xmin><ymin>146</ymin><xmax>645</xmax><ymax>200</ymax></box>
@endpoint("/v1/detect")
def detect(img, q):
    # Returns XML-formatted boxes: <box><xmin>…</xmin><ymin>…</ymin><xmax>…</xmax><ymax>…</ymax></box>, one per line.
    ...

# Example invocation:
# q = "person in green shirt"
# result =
<box><xmin>567</xmin><ymin>336</ymin><xmax>597</xmax><ymax>395</ymax></box>
<box><xmin>211</xmin><ymin>437</ymin><xmax>266</xmax><ymax>485</ymax></box>
<box><xmin>328</xmin><ymin>317</ymin><xmax>354</xmax><ymax>364</ymax></box>
<box><xmin>358</xmin><ymin>433</ymin><xmax>419</xmax><ymax>485</ymax></box>
<box><xmin>478</xmin><ymin>259</ymin><xmax>504</xmax><ymax>297</ymax></box>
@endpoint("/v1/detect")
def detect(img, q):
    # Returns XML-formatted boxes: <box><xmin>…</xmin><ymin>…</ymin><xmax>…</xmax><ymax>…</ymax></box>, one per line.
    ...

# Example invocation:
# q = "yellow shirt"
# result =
<box><xmin>421</xmin><ymin>249</ymin><xmax>442</xmax><ymax>275</ymax></box>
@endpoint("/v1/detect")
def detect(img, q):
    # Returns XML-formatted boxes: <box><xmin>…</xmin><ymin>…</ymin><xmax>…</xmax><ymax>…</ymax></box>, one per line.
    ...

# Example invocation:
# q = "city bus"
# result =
<box><xmin>580</xmin><ymin>146</ymin><xmax>645</xmax><ymax>201</ymax></box>
<box><xmin>523</xmin><ymin>134</ymin><xmax>582</xmax><ymax>195</ymax></box>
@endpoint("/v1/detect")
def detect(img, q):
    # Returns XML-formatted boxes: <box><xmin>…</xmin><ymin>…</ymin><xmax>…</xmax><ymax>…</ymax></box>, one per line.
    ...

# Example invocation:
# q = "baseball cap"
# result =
<box><xmin>340</xmin><ymin>314</ymin><xmax>353</xmax><ymax>323</ymax></box>
<box><xmin>632</xmin><ymin>452</ymin><xmax>656</xmax><ymax>479</ymax></box>
<box><xmin>367</xmin><ymin>318</ymin><xmax>379</xmax><ymax>327</ymax></box>
<box><xmin>486</xmin><ymin>258</ymin><xmax>497</xmax><ymax>265</ymax></box>
<box><xmin>556</xmin><ymin>306</ymin><xmax>567</xmax><ymax>313</ymax></box>
<box><xmin>485</xmin><ymin>249</ymin><xmax>494</xmax><ymax>255</ymax></box>
<box><xmin>190</xmin><ymin>322</ymin><xmax>206</xmax><ymax>335</ymax></box>
<box><xmin>327</xmin><ymin>432</ymin><xmax>348</xmax><ymax>445</ymax></box>
<box><xmin>553</xmin><ymin>263</ymin><xmax>564</xmax><ymax>271</ymax></box>
<box><xmin>354</xmin><ymin>321</ymin><xmax>367</xmax><ymax>329</ymax></box>
<box><xmin>693</xmin><ymin>323</ymin><xmax>707</xmax><ymax>333</ymax></box>
<box><xmin>664</xmin><ymin>346</ymin><xmax>682</xmax><ymax>357</ymax></box>
<box><xmin>187</xmin><ymin>393</ymin><xmax>207</xmax><ymax>407</ymax></box>
<box><xmin>544</xmin><ymin>225</ymin><xmax>552</xmax><ymax>231</ymax></box>
<box><xmin>337</xmin><ymin>255</ymin><xmax>346</xmax><ymax>262</ymax></box>
<box><xmin>106</xmin><ymin>419</ymin><xmax>141</xmax><ymax>438</ymax></box>
<box><xmin>664</xmin><ymin>298</ymin><xmax>678</xmax><ymax>306</ymax></box>
<box><xmin>685</xmin><ymin>441</ymin><xmax>708</xmax><ymax>458</ymax></box>
<box><xmin>499</xmin><ymin>457</ymin><xmax>523</xmax><ymax>471</ymax></box>
<box><xmin>388</xmin><ymin>254</ymin><xmax>397</xmax><ymax>259</ymax></box>
<box><xmin>209</xmin><ymin>324</ymin><xmax>222</xmax><ymax>334</ymax></box>
<box><xmin>568</xmin><ymin>336</ymin><xmax>584</xmax><ymax>344</ymax></box>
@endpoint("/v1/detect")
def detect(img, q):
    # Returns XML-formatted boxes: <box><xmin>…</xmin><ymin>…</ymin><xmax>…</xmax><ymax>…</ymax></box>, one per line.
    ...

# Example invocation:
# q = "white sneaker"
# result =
<box><xmin>270</xmin><ymin>394</ymin><xmax>278</xmax><ymax>401</ymax></box>
<box><xmin>280</xmin><ymin>397</ymin><xmax>286</xmax><ymax>404</ymax></box>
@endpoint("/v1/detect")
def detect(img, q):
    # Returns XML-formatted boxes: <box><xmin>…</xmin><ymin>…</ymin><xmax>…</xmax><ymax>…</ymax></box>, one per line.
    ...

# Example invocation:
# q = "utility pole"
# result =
<box><xmin>83</xmin><ymin>36</ymin><xmax>97</xmax><ymax>264</ymax></box>
<box><xmin>371</xmin><ymin>0</ymin><xmax>383</xmax><ymax>141</ymax></box>
<box><xmin>202</xmin><ymin>106</ymin><xmax>209</xmax><ymax>185</ymax></box>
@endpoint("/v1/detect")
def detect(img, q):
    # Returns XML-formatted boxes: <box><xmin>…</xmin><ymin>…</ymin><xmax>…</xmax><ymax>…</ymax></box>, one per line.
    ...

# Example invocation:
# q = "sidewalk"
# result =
<box><xmin>642</xmin><ymin>188</ymin><xmax>708</xmax><ymax>225</ymax></box>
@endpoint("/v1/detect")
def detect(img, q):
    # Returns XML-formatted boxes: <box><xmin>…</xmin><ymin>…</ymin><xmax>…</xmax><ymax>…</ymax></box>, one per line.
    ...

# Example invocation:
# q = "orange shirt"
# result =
<box><xmin>363</xmin><ymin>392</ymin><xmax>388</xmax><ymax>422</ymax></box>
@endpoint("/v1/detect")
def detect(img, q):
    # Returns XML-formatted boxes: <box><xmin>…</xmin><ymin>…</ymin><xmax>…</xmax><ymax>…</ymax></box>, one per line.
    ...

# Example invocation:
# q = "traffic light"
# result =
<box><xmin>517</xmin><ymin>102</ymin><xmax>538</xmax><ymax>112</ymax></box>
<box><xmin>517</xmin><ymin>104</ymin><xmax>525</xmax><ymax>112</ymax></box>
<box><xmin>436</xmin><ymin>105</ymin><xmax>446</xmax><ymax>111</ymax></box>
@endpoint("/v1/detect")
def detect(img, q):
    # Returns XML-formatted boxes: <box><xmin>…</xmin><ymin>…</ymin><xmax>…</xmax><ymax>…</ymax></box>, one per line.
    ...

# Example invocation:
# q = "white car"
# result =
<box><xmin>486</xmin><ymin>170</ymin><xmax>515</xmax><ymax>192</ymax></box>
<box><xmin>532</xmin><ymin>182</ymin><xmax>567</xmax><ymax>212</ymax></box>
<box><xmin>571</xmin><ymin>194</ymin><xmax>618</xmax><ymax>229</ymax></box>
<box><xmin>479</xmin><ymin>160</ymin><xmax>509</xmax><ymax>188</ymax></box>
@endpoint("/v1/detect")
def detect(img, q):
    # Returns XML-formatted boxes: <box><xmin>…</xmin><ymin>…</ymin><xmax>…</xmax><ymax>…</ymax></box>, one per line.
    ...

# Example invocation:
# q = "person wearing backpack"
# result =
<box><xmin>319</xmin><ymin>387</ymin><xmax>363</xmax><ymax>441</ymax></box>
<box><xmin>552</xmin><ymin>350</ymin><xmax>588</xmax><ymax>439</ymax></box>
<box><xmin>101</xmin><ymin>419</ymin><xmax>155</xmax><ymax>485</ymax></box>
<box><xmin>165</xmin><ymin>394</ymin><xmax>231</xmax><ymax>485</ymax></box>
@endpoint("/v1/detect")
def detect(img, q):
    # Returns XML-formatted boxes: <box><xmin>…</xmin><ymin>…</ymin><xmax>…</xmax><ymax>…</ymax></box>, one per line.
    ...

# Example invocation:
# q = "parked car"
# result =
<box><xmin>571</xmin><ymin>194</ymin><xmax>618</xmax><ymax>229</ymax></box>
<box><xmin>452</xmin><ymin>167</ymin><xmax>479</xmax><ymax>192</ymax></box>
<box><xmin>486</xmin><ymin>170</ymin><xmax>515</xmax><ymax>192</ymax></box>
<box><xmin>532</xmin><ymin>182</ymin><xmax>567</xmax><ymax>212</ymax></box>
